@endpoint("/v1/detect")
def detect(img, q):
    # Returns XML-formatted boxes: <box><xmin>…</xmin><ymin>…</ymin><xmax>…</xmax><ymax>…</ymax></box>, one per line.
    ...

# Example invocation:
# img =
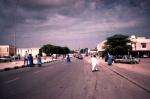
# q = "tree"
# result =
<box><xmin>104</xmin><ymin>34</ymin><xmax>132</xmax><ymax>56</ymax></box>
<box><xmin>41</xmin><ymin>44</ymin><xmax>53</xmax><ymax>56</ymax></box>
<box><xmin>41</xmin><ymin>44</ymin><xmax>70</xmax><ymax>57</ymax></box>
<box><xmin>80</xmin><ymin>48</ymin><xmax>88</xmax><ymax>54</ymax></box>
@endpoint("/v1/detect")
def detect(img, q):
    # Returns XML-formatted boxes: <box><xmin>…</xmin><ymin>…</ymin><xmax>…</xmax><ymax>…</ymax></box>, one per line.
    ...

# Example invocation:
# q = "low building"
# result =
<box><xmin>0</xmin><ymin>45</ymin><xmax>16</xmax><ymax>57</ymax></box>
<box><xmin>97</xmin><ymin>35</ymin><xmax>150</xmax><ymax>58</ymax></box>
<box><xmin>97</xmin><ymin>40</ymin><xmax>106</xmax><ymax>57</ymax></box>
<box><xmin>130</xmin><ymin>35</ymin><xmax>150</xmax><ymax>57</ymax></box>
<box><xmin>97</xmin><ymin>40</ymin><xmax>106</xmax><ymax>52</ymax></box>
<box><xmin>88</xmin><ymin>48</ymin><xmax>98</xmax><ymax>55</ymax></box>
<box><xmin>17</xmin><ymin>48</ymin><xmax>40</xmax><ymax>58</ymax></box>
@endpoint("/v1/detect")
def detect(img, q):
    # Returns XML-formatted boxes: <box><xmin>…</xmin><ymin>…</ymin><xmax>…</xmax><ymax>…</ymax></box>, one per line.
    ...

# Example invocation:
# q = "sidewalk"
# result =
<box><xmin>0</xmin><ymin>57</ymin><xmax>63</xmax><ymax>71</ymax></box>
<box><xmin>98</xmin><ymin>58</ymin><xmax>150</xmax><ymax>76</ymax></box>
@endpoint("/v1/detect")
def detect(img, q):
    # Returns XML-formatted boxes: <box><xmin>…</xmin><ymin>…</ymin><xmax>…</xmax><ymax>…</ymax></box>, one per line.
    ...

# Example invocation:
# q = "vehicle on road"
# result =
<box><xmin>76</xmin><ymin>54</ymin><xmax>83</xmax><ymax>59</ymax></box>
<box><xmin>0</xmin><ymin>56</ymin><xmax>13</xmax><ymax>62</ymax></box>
<box><xmin>114</xmin><ymin>55</ymin><xmax>140</xmax><ymax>64</ymax></box>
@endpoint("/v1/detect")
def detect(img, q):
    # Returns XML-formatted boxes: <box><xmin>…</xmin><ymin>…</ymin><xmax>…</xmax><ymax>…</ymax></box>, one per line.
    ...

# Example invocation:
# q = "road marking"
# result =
<box><xmin>34</xmin><ymin>70</ymin><xmax>41</xmax><ymax>74</ymax></box>
<box><xmin>4</xmin><ymin>77</ymin><xmax>19</xmax><ymax>84</ymax></box>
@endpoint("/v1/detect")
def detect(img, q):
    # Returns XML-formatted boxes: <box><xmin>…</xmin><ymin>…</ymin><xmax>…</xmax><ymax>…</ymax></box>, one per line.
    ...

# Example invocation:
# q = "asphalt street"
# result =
<box><xmin>0</xmin><ymin>58</ymin><xmax>150</xmax><ymax>99</ymax></box>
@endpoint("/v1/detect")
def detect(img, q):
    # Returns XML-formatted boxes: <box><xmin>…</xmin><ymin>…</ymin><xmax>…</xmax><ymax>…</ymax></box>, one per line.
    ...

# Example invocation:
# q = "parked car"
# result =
<box><xmin>143</xmin><ymin>54</ymin><xmax>149</xmax><ymax>58</ymax></box>
<box><xmin>0</xmin><ymin>56</ymin><xmax>13</xmax><ymax>62</ymax></box>
<box><xmin>12</xmin><ymin>55</ymin><xmax>20</xmax><ymax>60</ymax></box>
<box><xmin>114</xmin><ymin>55</ymin><xmax>140</xmax><ymax>64</ymax></box>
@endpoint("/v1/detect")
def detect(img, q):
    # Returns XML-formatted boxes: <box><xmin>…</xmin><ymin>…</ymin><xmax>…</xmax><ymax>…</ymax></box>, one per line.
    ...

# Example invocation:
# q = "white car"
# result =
<box><xmin>0</xmin><ymin>56</ymin><xmax>13</xmax><ymax>62</ymax></box>
<box><xmin>114</xmin><ymin>56</ymin><xmax>140</xmax><ymax>64</ymax></box>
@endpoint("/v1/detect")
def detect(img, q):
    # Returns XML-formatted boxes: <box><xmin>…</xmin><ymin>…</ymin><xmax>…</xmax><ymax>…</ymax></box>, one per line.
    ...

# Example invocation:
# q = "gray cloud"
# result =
<box><xmin>0</xmin><ymin>0</ymin><xmax>150</xmax><ymax>49</ymax></box>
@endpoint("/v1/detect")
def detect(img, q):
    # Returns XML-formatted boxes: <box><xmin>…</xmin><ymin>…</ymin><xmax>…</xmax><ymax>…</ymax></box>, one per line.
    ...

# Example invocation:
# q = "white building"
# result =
<box><xmin>130</xmin><ymin>35</ymin><xmax>150</xmax><ymax>57</ymax></box>
<box><xmin>0</xmin><ymin>45</ymin><xmax>16</xmax><ymax>57</ymax></box>
<box><xmin>97</xmin><ymin>35</ymin><xmax>150</xmax><ymax>58</ymax></box>
<box><xmin>17</xmin><ymin>48</ymin><xmax>40</xmax><ymax>58</ymax></box>
<box><xmin>97</xmin><ymin>40</ymin><xmax>106</xmax><ymax>52</ymax></box>
<box><xmin>88</xmin><ymin>48</ymin><xmax>97</xmax><ymax>55</ymax></box>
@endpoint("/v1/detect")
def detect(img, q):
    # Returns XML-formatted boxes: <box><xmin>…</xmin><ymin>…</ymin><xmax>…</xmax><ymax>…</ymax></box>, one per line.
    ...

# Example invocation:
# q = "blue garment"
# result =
<box><xmin>37</xmin><ymin>55</ymin><xmax>42</xmax><ymax>65</ymax></box>
<box><xmin>67</xmin><ymin>55</ymin><xmax>71</xmax><ymax>63</ymax></box>
<box><xmin>28</xmin><ymin>54</ymin><xmax>33</xmax><ymax>66</ymax></box>
<box><xmin>108</xmin><ymin>55</ymin><xmax>113</xmax><ymax>65</ymax></box>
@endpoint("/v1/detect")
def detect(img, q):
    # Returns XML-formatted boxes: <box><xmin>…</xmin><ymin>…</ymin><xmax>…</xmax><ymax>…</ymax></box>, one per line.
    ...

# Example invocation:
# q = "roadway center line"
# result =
<box><xmin>34</xmin><ymin>70</ymin><xmax>41</xmax><ymax>74</ymax></box>
<box><xmin>4</xmin><ymin>77</ymin><xmax>19</xmax><ymax>84</ymax></box>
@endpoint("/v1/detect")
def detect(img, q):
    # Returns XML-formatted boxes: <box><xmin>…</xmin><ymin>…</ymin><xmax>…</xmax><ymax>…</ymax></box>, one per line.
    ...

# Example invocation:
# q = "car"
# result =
<box><xmin>143</xmin><ymin>54</ymin><xmax>149</xmax><ymax>58</ymax></box>
<box><xmin>0</xmin><ymin>56</ymin><xmax>13</xmax><ymax>62</ymax></box>
<box><xmin>114</xmin><ymin>55</ymin><xmax>140</xmax><ymax>64</ymax></box>
<box><xmin>76</xmin><ymin>54</ymin><xmax>83</xmax><ymax>59</ymax></box>
<box><xmin>12</xmin><ymin>55</ymin><xmax>20</xmax><ymax>60</ymax></box>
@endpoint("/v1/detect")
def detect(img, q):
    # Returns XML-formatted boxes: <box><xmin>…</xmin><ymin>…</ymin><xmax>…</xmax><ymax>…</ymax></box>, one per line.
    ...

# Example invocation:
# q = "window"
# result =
<box><xmin>141</xmin><ymin>43</ymin><xmax>146</xmax><ymax>48</ymax></box>
<box><xmin>7</xmin><ymin>48</ymin><xmax>9</xmax><ymax>52</ymax></box>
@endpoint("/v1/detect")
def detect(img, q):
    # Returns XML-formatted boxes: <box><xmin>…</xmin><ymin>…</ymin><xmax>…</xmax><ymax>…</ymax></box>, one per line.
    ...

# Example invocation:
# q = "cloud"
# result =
<box><xmin>0</xmin><ymin>0</ymin><xmax>150</xmax><ymax>48</ymax></box>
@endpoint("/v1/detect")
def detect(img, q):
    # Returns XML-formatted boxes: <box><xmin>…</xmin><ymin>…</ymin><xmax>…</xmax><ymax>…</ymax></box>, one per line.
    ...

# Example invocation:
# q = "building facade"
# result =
<box><xmin>97</xmin><ymin>40</ymin><xmax>106</xmax><ymax>52</ymax></box>
<box><xmin>0</xmin><ymin>45</ymin><xmax>16</xmax><ymax>57</ymax></box>
<box><xmin>97</xmin><ymin>35</ymin><xmax>150</xmax><ymax>58</ymax></box>
<box><xmin>17</xmin><ymin>48</ymin><xmax>40</xmax><ymax>58</ymax></box>
<box><xmin>130</xmin><ymin>36</ymin><xmax>150</xmax><ymax>57</ymax></box>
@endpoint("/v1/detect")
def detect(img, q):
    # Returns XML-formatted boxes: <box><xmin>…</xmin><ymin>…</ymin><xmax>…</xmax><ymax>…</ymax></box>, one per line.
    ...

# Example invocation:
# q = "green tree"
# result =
<box><xmin>62</xmin><ymin>47</ymin><xmax>70</xmax><ymax>54</ymax></box>
<box><xmin>41</xmin><ymin>44</ymin><xmax>70</xmax><ymax>57</ymax></box>
<box><xmin>104</xmin><ymin>34</ymin><xmax>132</xmax><ymax>56</ymax></box>
<box><xmin>41</xmin><ymin>44</ymin><xmax>53</xmax><ymax>56</ymax></box>
<box><xmin>80</xmin><ymin>48</ymin><xmax>88</xmax><ymax>53</ymax></box>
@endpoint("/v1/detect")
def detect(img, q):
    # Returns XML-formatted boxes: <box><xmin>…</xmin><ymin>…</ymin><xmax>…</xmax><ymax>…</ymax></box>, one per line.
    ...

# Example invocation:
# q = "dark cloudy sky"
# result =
<box><xmin>0</xmin><ymin>0</ymin><xmax>150</xmax><ymax>49</ymax></box>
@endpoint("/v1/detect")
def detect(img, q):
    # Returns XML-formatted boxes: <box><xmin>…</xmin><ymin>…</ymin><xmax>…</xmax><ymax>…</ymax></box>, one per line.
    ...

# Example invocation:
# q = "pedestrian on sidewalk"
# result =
<box><xmin>105</xmin><ymin>53</ymin><xmax>109</xmax><ymax>62</ymax></box>
<box><xmin>91</xmin><ymin>55</ymin><xmax>99</xmax><ymax>72</ymax></box>
<box><xmin>28</xmin><ymin>54</ymin><xmax>33</xmax><ymax>67</ymax></box>
<box><xmin>37</xmin><ymin>54</ymin><xmax>42</xmax><ymax>67</ymax></box>
<box><xmin>24</xmin><ymin>51</ymin><xmax>28</xmax><ymax>66</ymax></box>
<box><xmin>107</xmin><ymin>54</ymin><xmax>113</xmax><ymax>66</ymax></box>
<box><xmin>66</xmin><ymin>54</ymin><xmax>71</xmax><ymax>63</ymax></box>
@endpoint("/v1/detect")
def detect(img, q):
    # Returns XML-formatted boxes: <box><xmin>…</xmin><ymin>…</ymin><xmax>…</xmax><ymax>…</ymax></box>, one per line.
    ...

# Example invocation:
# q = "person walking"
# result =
<box><xmin>37</xmin><ymin>54</ymin><xmax>42</xmax><ymax>67</ymax></box>
<box><xmin>28</xmin><ymin>54</ymin><xmax>33</xmax><ymax>67</ymax></box>
<box><xmin>108</xmin><ymin>54</ymin><xmax>113</xmax><ymax>65</ymax></box>
<box><xmin>24</xmin><ymin>51</ymin><xmax>28</xmax><ymax>66</ymax></box>
<box><xmin>91</xmin><ymin>55</ymin><xmax>99</xmax><ymax>72</ymax></box>
<box><xmin>66</xmin><ymin>54</ymin><xmax>71</xmax><ymax>63</ymax></box>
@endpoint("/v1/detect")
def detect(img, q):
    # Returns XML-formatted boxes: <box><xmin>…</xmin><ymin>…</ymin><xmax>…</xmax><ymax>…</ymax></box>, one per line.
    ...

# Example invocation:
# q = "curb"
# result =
<box><xmin>103</xmin><ymin>63</ymin><xmax>150</xmax><ymax>94</ymax></box>
<box><xmin>0</xmin><ymin>59</ymin><xmax>62</xmax><ymax>72</ymax></box>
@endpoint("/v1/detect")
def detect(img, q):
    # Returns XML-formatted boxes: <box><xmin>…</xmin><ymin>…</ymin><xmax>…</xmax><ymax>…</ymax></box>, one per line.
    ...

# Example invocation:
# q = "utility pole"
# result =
<box><xmin>13</xmin><ymin>0</ymin><xmax>19</xmax><ymax>63</ymax></box>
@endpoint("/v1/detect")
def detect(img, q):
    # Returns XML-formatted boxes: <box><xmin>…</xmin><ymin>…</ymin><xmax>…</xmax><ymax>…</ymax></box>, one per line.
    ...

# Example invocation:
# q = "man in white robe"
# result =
<box><xmin>91</xmin><ymin>55</ymin><xmax>99</xmax><ymax>72</ymax></box>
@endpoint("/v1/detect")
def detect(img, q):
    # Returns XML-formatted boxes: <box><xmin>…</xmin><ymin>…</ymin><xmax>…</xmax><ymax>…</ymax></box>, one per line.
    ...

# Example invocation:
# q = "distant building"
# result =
<box><xmin>0</xmin><ymin>45</ymin><xmax>16</xmax><ymax>57</ymax></box>
<box><xmin>97</xmin><ymin>40</ymin><xmax>106</xmax><ymax>52</ymax></box>
<box><xmin>97</xmin><ymin>40</ymin><xmax>106</xmax><ymax>57</ymax></box>
<box><xmin>97</xmin><ymin>35</ymin><xmax>150</xmax><ymax>58</ymax></box>
<box><xmin>88</xmin><ymin>48</ymin><xmax>97</xmax><ymax>55</ymax></box>
<box><xmin>130</xmin><ymin>35</ymin><xmax>150</xmax><ymax>58</ymax></box>
<box><xmin>17</xmin><ymin>48</ymin><xmax>40</xmax><ymax>58</ymax></box>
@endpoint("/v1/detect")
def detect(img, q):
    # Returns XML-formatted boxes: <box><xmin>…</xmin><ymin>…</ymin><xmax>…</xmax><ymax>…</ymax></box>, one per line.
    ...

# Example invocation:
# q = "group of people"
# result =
<box><xmin>25</xmin><ymin>51</ymin><xmax>113</xmax><ymax>71</ymax></box>
<box><xmin>65</xmin><ymin>53</ymin><xmax>113</xmax><ymax>72</ymax></box>
<box><xmin>24</xmin><ymin>51</ymin><xmax>42</xmax><ymax>67</ymax></box>
<box><xmin>91</xmin><ymin>53</ymin><xmax>113</xmax><ymax>72</ymax></box>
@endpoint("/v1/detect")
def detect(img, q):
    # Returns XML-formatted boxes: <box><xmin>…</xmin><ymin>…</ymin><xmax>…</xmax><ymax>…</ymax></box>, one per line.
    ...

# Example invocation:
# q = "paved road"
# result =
<box><xmin>98</xmin><ymin>58</ymin><xmax>150</xmax><ymax>93</ymax></box>
<box><xmin>0</xmin><ymin>58</ymin><xmax>150</xmax><ymax>99</ymax></box>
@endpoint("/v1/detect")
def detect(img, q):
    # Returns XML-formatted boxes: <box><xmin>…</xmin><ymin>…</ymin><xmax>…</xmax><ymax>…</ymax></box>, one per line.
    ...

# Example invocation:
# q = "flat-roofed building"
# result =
<box><xmin>130</xmin><ymin>35</ymin><xmax>150</xmax><ymax>57</ymax></box>
<box><xmin>97</xmin><ymin>35</ymin><xmax>150</xmax><ymax>58</ymax></box>
<box><xmin>97</xmin><ymin>40</ymin><xmax>106</xmax><ymax>52</ymax></box>
<box><xmin>17</xmin><ymin>48</ymin><xmax>40</xmax><ymax>58</ymax></box>
<box><xmin>0</xmin><ymin>45</ymin><xmax>16</xmax><ymax>57</ymax></box>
